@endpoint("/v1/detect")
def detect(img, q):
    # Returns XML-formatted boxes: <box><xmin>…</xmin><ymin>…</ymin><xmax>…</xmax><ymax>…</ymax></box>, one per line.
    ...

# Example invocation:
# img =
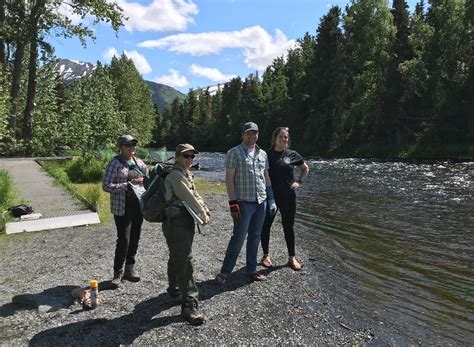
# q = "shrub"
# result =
<box><xmin>83</xmin><ymin>185</ymin><xmax>101</xmax><ymax>207</ymax></box>
<box><xmin>66</xmin><ymin>154</ymin><xmax>107</xmax><ymax>183</ymax></box>
<box><xmin>0</xmin><ymin>169</ymin><xmax>16</xmax><ymax>210</ymax></box>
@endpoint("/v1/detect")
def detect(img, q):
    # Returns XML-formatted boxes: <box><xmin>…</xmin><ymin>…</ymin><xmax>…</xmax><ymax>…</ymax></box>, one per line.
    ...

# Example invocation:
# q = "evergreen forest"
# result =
<box><xmin>1</xmin><ymin>0</ymin><xmax>473</xmax><ymax>158</ymax></box>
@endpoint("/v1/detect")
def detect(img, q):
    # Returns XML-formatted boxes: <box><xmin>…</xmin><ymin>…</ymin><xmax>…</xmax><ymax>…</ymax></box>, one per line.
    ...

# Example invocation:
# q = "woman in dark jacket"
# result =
<box><xmin>260</xmin><ymin>127</ymin><xmax>309</xmax><ymax>271</ymax></box>
<box><xmin>103</xmin><ymin>135</ymin><xmax>148</xmax><ymax>286</ymax></box>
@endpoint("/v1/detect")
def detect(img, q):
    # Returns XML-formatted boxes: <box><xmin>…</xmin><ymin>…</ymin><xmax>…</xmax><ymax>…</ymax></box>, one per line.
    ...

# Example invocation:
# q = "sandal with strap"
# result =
<box><xmin>246</xmin><ymin>272</ymin><xmax>267</xmax><ymax>281</ymax></box>
<box><xmin>288</xmin><ymin>257</ymin><xmax>302</xmax><ymax>271</ymax></box>
<box><xmin>261</xmin><ymin>255</ymin><xmax>273</xmax><ymax>268</ymax></box>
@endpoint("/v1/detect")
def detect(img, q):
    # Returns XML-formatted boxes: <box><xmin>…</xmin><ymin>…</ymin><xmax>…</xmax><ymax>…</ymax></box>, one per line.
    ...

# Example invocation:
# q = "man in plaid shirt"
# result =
<box><xmin>215</xmin><ymin>122</ymin><xmax>277</xmax><ymax>284</ymax></box>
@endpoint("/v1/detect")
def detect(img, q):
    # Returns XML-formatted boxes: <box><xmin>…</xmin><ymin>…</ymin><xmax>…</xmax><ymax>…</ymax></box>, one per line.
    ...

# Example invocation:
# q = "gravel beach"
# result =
<box><xmin>0</xmin><ymin>191</ymin><xmax>368</xmax><ymax>345</ymax></box>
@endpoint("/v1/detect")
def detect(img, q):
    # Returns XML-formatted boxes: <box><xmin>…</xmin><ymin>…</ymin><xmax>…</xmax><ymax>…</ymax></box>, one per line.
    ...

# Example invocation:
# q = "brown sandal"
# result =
<box><xmin>261</xmin><ymin>255</ymin><xmax>273</xmax><ymax>268</ymax></box>
<box><xmin>247</xmin><ymin>272</ymin><xmax>267</xmax><ymax>281</ymax></box>
<box><xmin>288</xmin><ymin>257</ymin><xmax>302</xmax><ymax>271</ymax></box>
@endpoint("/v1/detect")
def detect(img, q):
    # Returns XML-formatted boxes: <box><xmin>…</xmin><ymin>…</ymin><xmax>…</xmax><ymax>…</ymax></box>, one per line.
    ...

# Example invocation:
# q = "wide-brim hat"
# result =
<box><xmin>175</xmin><ymin>143</ymin><xmax>199</xmax><ymax>156</ymax></box>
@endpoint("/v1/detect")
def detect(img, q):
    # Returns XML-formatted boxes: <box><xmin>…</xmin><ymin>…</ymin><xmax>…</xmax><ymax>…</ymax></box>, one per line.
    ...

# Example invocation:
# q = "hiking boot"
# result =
<box><xmin>111</xmin><ymin>270</ymin><xmax>123</xmax><ymax>287</ymax></box>
<box><xmin>214</xmin><ymin>273</ymin><xmax>228</xmax><ymax>285</ymax></box>
<box><xmin>122</xmin><ymin>264</ymin><xmax>140</xmax><ymax>282</ymax></box>
<box><xmin>181</xmin><ymin>301</ymin><xmax>205</xmax><ymax>326</ymax></box>
<box><xmin>166</xmin><ymin>294</ymin><xmax>182</xmax><ymax>306</ymax></box>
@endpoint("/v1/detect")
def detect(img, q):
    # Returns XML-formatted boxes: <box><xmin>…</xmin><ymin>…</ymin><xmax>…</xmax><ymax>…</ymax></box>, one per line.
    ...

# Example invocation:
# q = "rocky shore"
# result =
<box><xmin>0</xmin><ymin>191</ymin><xmax>368</xmax><ymax>345</ymax></box>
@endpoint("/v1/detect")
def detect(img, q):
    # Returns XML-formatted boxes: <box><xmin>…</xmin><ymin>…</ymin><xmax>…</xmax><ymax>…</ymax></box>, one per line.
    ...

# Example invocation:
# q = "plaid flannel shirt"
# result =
<box><xmin>225</xmin><ymin>143</ymin><xmax>269</xmax><ymax>203</ymax></box>
<box><xmin>102</xmin><ymin>156</ymin><xmax>148</xmax><ymax>216</ymax></box>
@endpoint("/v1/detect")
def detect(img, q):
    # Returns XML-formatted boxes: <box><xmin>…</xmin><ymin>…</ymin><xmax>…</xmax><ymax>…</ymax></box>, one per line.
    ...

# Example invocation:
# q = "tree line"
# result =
<box><xmin>0</xmin><ymin>1</ymin><xmax>156</xmax><ymax>156</ymax></box>
<box><xmin>157</xmin><ymin>0</ymin><xmax>473</xmax><ymax>157</ymax></box>
<box><xmin>1</xmin><ymin>0</ymin><xmax>472</xmax><ymax>158</ymax></box>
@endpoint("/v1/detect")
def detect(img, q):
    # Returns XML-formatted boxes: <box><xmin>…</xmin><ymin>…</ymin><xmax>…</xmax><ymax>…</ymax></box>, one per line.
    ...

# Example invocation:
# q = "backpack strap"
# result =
<box><xmin>132</xmin><ymin>156</ymin><xmax>148</xmax><ymax>177</ymax></box>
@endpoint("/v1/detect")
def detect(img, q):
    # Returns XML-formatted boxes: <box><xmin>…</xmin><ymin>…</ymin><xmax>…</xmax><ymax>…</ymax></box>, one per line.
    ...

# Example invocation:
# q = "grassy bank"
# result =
<box><xmin>39</xmin><ymin>157</ymin><xmax>222</xmax><ymax>225</ymax></box>
<box><xmin>0</xmin><ymin>169</ymin><xmax>19</xmax><ymax>231</ymax></box>
<box><xmin>39</xmin><ymin>161</ymin><xmax>112</xmax><ymax>223</ymax></box>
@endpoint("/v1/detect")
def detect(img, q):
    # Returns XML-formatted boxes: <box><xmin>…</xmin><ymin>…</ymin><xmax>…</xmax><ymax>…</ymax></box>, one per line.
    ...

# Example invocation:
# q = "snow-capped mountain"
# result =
<box><xmin>55</xmin><ymin>58</ymin><xmax>185</xmax><ymax>111</ymax></box>
<box><xmin>55</xmin><ymin>59</ymin><xmax>96</xmax><ymax>82</ymax></box>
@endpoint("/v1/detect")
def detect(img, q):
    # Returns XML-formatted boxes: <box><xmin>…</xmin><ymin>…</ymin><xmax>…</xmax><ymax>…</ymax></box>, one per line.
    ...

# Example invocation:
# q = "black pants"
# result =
<box><xmin>261</xmin><ymin>196</ymin><xmax>297</xmax><ymax>257</ymax></box>
<box><xmin>113</xmin><ymin>196</ymin><xmax>143</xmax><ymax>273</ymax></box>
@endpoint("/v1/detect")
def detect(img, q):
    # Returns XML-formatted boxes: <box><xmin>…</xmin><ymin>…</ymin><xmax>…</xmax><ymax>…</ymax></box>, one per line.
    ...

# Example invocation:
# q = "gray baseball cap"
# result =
<box><xmin>242</xmin><ymin>122</ymin><xmax>259</xmax><ymax>132</ymax></box>
<box><xmin>117</xmin><ymin>134</ymin><xmax>138</xmax><ymax>146</ymax></box>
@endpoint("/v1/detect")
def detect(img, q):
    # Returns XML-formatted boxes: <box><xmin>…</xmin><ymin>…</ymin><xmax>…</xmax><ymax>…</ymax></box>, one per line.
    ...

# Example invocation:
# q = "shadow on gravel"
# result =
<box><xmin>1</xmin><ymin>282</ymin><xmax>119</xmax><ymax>318</ymax></box>
<box><xmin>28</xmin><ymin>267</ymin><xmax>284</xmax><ymax>345</ymax></box>
<box><xmin>1</xmin><ymin>285</ymin><xmax>77</xmax><ymax>318</ymax></box>
<box><xmin>198</xmin><ymin>265</ymin><xmax>285</xmax><ymax>301</ymax></box>
<box><xmin>29</xmin><ymin>293</ymin><xmax>179</xmax><ymax>346</ymax></box>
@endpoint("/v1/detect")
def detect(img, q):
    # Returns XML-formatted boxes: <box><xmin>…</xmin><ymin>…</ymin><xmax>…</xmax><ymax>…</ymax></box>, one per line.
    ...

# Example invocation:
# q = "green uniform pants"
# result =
<box><xmin>162</xmin><ymin>210</ymin><xmax>199</xmax><ymax>306</ymax></box>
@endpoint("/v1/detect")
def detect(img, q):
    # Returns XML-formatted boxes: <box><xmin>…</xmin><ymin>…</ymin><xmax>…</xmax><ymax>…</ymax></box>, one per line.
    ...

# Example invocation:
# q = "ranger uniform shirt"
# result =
<box><xmin>164</xmin><ymin>165</ymin><xmax>209</xmax><ymax>221</ymax></box>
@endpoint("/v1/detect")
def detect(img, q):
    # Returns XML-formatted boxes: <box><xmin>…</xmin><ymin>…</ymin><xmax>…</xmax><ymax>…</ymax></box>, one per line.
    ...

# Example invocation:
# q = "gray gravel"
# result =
<box><xmin>0</xmin><ymin>192</ymin><xmax>369</xmax><ymax>345</ymax></box>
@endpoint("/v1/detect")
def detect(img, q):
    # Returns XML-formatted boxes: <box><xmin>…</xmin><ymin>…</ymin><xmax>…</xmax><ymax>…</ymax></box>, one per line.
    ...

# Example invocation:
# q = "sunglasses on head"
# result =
<box><xmin>182</xmin><ymin>153</ymin><xmax>195</xmax><ymax>159</ymax></box>
<box><xmin>124</xmin><ymin>142</ymin><xmax>137</xmax><ymax>148</ymax></box>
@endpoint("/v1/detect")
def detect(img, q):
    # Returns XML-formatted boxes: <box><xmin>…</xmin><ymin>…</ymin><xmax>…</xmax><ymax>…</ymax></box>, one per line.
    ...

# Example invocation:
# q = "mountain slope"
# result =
<box><xmin>145</xmin><ymin>80</ymin><xmax>185</xmax><ymax>111</ymax></box>
<box><xmin>55</xmin><ymin>58</ymin><xmax>185</xmax><ymax>111</ymax></box>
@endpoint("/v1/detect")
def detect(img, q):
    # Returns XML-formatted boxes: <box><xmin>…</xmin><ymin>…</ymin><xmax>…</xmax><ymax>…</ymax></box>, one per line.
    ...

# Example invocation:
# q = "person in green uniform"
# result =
<box><xmin>163</xmin><ymin>143</ymin><xmax>210</xmax><ymax>326</ymax></box>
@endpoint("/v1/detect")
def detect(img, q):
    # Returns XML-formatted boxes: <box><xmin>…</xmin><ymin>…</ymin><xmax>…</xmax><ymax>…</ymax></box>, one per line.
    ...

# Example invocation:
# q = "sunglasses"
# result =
<box><xmin>124</xmin><ymin>143</ymin><xmax>137</xmax><ymax>148</ymax></box>
<box><xmin>182</xmin><ymin>153</ymin><xmax>195</xmax><ymax>159</ymax></box>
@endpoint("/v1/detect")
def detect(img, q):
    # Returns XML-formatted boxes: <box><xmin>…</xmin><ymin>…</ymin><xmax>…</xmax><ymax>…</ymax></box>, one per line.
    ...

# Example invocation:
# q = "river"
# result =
<box><xmin>153</xmin><ymin>150</ymin><xmax>474</xmax><ymax>344</ymax></box>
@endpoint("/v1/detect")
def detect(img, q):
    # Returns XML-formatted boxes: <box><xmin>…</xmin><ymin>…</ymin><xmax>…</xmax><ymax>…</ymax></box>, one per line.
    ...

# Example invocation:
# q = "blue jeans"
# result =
<box><xmin>220</xmin><ymin>201</ymin><xmax>267</xmax><ymax>274</ymax></box>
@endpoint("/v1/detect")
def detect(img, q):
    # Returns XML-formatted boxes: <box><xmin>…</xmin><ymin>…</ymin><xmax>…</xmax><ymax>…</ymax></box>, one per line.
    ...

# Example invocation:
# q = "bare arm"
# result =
<box><xmin>264</xmin><ymin>169</ymin><xmax>272</xmax><ymax>187</ymax></box>
<box><xmin>291</xmin><ymin>162</ymin><xmax>310</xmax><ymax>190</ymax></box>
<box><xmin>225</xmin><ymin>168</ymin><xmax>236</xmax><ymax>200</ymax></box>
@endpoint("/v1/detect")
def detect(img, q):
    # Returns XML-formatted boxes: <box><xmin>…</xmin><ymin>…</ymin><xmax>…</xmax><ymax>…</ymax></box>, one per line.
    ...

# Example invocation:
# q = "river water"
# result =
<box><xmin>156</xmin><ymin>150</ymin><xmax>474</xmax><ymax>344</ymax></box>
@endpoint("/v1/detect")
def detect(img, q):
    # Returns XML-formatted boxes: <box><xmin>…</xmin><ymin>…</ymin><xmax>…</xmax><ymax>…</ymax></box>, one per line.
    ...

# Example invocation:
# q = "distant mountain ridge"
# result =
<box><xmin>145</xmin><ymin>80</ymin><xmax>185</xmax><ymax>111</ymax></box>
<box><xmin>55</xmin><ymin>58</ymin><xmax>185</xmax><ymax>111</ymax></box>
<box><xmin>56</xmin><ymin>59</ymin><xmax>96</xmax><ymax>82</ymax></box>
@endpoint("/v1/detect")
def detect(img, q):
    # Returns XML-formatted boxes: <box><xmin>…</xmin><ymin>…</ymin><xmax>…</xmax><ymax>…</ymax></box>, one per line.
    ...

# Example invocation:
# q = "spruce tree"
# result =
<box><xmin>424</xmin><ymin>0</ymin><xmax>469</xmax><ymax>145</ymax></box>
<box><xmin>304</xmin><ymin>6</ymin><xmax>345</xmax><ymax>153</ymax></box>
<box><xmin>196</xmin><ymin>87</ymin><xmax>213</xmax><ymax>149</ymax></box>
<box><xmin>220</xmin><ymin>77</ymin><xmax>243</xmax><ymax>146</ymax></box>
<box><xmin>108</xmin><ymin>53</ymin><xmax>155</xmax><ymax>145</ymax></box>
<box><xmin>342</xmin><ymin>0</ymin><xmax>396</xmax><ymax>149</ymax></box>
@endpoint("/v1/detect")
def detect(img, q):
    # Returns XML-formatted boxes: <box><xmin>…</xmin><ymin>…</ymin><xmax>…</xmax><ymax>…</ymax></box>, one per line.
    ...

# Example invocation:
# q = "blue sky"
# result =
<box><xmin>51</xmin><ymin>0</ymin><xmax>417</xmax><ymax>93</ymax></box>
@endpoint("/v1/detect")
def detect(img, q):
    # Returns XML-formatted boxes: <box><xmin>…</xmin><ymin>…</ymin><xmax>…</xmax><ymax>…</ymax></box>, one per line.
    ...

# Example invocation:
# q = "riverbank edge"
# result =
<box><xmin>0</xmin><ymin>189</ymin><xmax>371</xmax><ymax>345</ymax></box>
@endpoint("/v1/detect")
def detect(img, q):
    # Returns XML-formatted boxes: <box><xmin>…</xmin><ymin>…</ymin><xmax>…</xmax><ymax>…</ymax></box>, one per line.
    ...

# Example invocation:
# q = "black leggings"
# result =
<box><xmin>113</xmin><ymin>196</ymin><xmax>143</xmax><ymax>272</ymax></box>
<box><xmin>261</xmin><ymin>197</ymin><xmax>296</xmax><ymax>257</ymax></box>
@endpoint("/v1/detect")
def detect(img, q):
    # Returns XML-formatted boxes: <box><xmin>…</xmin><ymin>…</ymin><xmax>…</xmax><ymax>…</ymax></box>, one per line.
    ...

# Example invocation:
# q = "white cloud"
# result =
<box><xmin>189</xmin><ymin>64</ymin><xmax>236</xmax><ymax>83</ymax></box>
<box><xmin>117</xmin><ymin>0</ymin><xmax>198</xmax><ymax>32</ymax></box>
<box><xmin>102</xmin><ymin>48</ymin><xmax>152</xmax><ymax>75</ymax></box>
<box><xmin>153</xmin><ymin>69</ymin><xmax>189</xmax><ymax>88</ymax></box>
<box><xmin>123</xmin><ymin>50</ymin><xmax>152</xmax><ymax>74</ymax></box>
<box><xmin>103</xmin><ymin>47</ymin><xmax>119</xmax><ymax>61</ymax></box>
<box><xmin>138</xmin><ymin>25</ymin><xmax>297</xmax><ymax>70</ymax></box>
<box><xmin>56</xmin><ymin>3</ymin><xmax>84</xmax><ymax>25</ymax></box>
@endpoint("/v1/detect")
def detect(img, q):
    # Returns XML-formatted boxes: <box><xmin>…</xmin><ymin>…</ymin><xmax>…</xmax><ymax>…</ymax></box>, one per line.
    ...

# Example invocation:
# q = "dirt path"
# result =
<box><xmin>0</xmin><ymin>191</ymin><xmax>368</xmax><ymax>345</ymax></box>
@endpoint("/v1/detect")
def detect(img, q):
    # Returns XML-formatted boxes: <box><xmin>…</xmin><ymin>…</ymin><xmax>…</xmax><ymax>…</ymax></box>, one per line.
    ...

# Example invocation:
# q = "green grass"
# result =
<box><xmin>39</xmin><ymin>158</ymin><xmax>224</xmax><ymax>226</ymax></box>
<box><xmin>75</xmin><ymin>183</ymin><xmax>112</xmax><ymax>224</ymax></box>
<box><xmin>194</xmin><ymin>178</ymin><xmax>227</xmax><ymax>194</ymax></box>
<box><xmin>0</xmin><ymin>169</ymin><xmax>20</xmax><ymax>231</ymax></box>
<box><xmin>39</xmin><ymin>161</ymin><xmax>98</xmax><ymax>210</ymax></box>
<box><xmin>39</xmin><ymin>160</ymin><xmax>113</xmax><ymax>224</ymax></box>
